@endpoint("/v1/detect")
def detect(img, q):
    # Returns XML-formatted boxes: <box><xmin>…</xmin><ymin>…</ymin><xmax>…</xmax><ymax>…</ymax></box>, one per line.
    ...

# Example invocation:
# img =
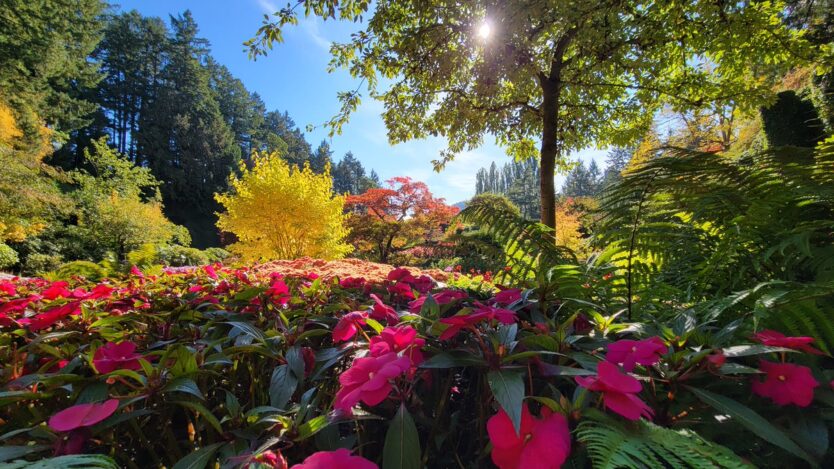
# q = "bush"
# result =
<box><xmin>54</xmin><ymin>260</ymin><xmax>109</xmax><ymax>281</ymax></box>
<box><xmin>22</xmin><ymin>252</ymin><xmax>63</xmax><ymax>276</ymax></box>
<box><xmin>0</xmin><ymin>242</ymin><xmax>18</xmax><ymax>269</ymax></box>
<box><xmin>0</xmin><ymin>266</ymin><xmax>828</xmax><ymax>468</ymax></box>
<box><xmin>204</xmin><ymin>247</ymin><xmax>231</xmax><ymax>263</ymax></box>
<box><xmin>156</xmin><ymin>245</ymin><xmax>209</xmax><ymax>267</ymax></box>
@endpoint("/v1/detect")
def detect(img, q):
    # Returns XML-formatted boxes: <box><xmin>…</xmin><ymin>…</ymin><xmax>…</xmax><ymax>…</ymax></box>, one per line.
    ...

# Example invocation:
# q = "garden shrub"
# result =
<box><xmin>22</xmin><ymin>252</ymin><xmax>63</xmax><ymax>276</ymax></box>
<box><xmin>0</xmin><ymin>242</ymin><xmax>18</xmax><ymax>269</ymax></box>
<box><xmin>0</xmin><ymin>266</ymin><xmax>830</xmax><ymax>468</ymax></box>
<box><xmin>54</xmin><ymin>260</ymin><xmax>109</xmax><ymax>281</ymax></box>
<box><xmin>204</xmin><ymin>247</ymin><xmax>231</xmax><ymax>263</ymax></box>
<box><xmin>157</xmin><ymin>245</ymin><xmax>210</xmax><ymax>266</ymax></box>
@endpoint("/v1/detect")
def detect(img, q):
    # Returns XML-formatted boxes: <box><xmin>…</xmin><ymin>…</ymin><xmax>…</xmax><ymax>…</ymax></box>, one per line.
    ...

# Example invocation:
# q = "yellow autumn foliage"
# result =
<box><xmin>215</xmin><ymin>152</ymin><xmax>351</xmax><ymax>261</ymax></box>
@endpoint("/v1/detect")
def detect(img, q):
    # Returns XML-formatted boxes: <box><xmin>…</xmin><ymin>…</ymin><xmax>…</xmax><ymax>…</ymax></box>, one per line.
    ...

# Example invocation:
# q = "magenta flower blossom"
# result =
<box><xmin>48</xmin><ymin>399</ymin><xmax>119</xmax><ymax>432</ymax></box>
<box><xmin>438</xmin><ymin>304</ymin><xmax>517</xmax><ymax>341</ymax></box>
<box><xmin>369</xmin><ymin>293</ymin><xmax>399</xmax><ymax>324</ymax></box>
<box><xmin>408</xmin><ymin>290</ymin><xmax>468</xmax><ymax>313</ymax></box>
<box><xmin>266</xmin><ymin>278</ymin><xmax>291</xmax><ymax>305</ymax></box>
<box><xmin>290</xmin><ymin>449</ymin><xmax>377</xmax><ymax>469</ymax></box>
<box><xmin>334</xmin><ymin>352</ymin><xmax>410</xmax><ymax>412</ymax></box>
<box><xmin>19</xmin><ymin>300</ymin><xmax>82</xmax><ymax>332</ymax></box>
<box><xmin>93</xmin><ymin>341</ymin><xmax>143</xmax><ymax>374</ymax></box>
<box><xmin>369</xmin><ymin>325</ymin><xmax>425</xmax><ymax>366</ymax></box>
<box><xmin>339</xmin><ymin>277</ymin><xmax>366</xmax><ymax>289</ymax></box>
<box><xmin>487</xmin><ymin>405</ymin><xmax>571</xmax><ymax>469</ymax></box>
<box><xmin>576</xmin><ymin>361</ymin><xmax>653</xmax><ymax>421</ymax></box>
<box><xmin>752</xmin><ymin>330</ymin><xmax>825</xmax><ymax>355</ymax></box>
<box><xmin>493</xmin><ymin>288</ymin><xmax>522</xmax><ymax>306</ymax></box>
<box><xmin>752</xmin><ymin>360</ymin><xmax>819</xmax><ymax>407</ymax></box>
<box><xmin>332</xmin><ymin>311</ymin><xmax>369</xmax><ymax>342</ymax></box>
<box><xmin>605</xmin><ymin>336</ymin><xmax>667</xmax><ymax>371</ymax></box>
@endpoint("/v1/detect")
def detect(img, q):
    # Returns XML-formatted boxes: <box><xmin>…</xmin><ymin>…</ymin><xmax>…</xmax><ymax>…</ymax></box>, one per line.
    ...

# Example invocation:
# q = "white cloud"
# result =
<box><xmin>256</xmin><ymin>0</ymin><xmax>278</xmax><ymax>14</ymax></box>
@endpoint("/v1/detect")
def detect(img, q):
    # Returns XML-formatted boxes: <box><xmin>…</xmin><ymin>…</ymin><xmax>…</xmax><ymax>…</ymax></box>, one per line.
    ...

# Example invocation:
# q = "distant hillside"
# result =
<box><xmin>453</xmin><ymin>201</ymin><xmax>467</xmax><ymax>211</ymax></box>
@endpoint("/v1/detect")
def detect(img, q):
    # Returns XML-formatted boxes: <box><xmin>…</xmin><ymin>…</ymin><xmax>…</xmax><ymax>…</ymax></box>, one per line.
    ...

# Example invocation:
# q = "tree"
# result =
<box><xmin>0</xmin><ymin>0</ymin><xmax>105</xmax><ymax>143</ymax></box>
<box><xmin>562</xmin><ymin>161</ymin><xmax>603</xmax><ymax>197</ymax></box>
<box><xmin>71</xmin><ymin>138</ymin><xmax>185</xmax><ymax>260</ymax></box>
<box><xmin>345</xmin><ymin>177</ymin><xmax>458</xmax><ymax>263</ymax></box>
<box><xmin>332</xmin><ymin>151</ymin><xmax>378</xmax><ymax>194</ymax></box>
<box><xmin>215</xmin><ymin>152</ymin><xmax>350</xmax><ymax>261</ymax></box>
<box><xmin>249</xmin><ymin>1</ymin><xmax>814</xmax><ymax>230</ymax></box>
<box><xmin>601</xmin><ymin>146</ymin><xmax>633</xmax><ymax>187</ymax></box>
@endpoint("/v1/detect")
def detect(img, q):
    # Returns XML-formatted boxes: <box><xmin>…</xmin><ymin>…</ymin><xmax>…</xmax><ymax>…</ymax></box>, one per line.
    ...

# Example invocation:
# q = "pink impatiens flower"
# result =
<box><xmin>339</xmin><ymin>277</ymin><xmax>366</xmax><ymax>289</ymax></box>
<box><xmin>605</xmin><ymin>337</ymin><xmax>667</xmax><ymax>371</ymax></box>
<box><xmin>290</xmin><ymin>448</ymin><xmax>377</xmax><ymax>469</ymax></box>
<box><xmin>438</xmin><ymin>304</ymin><xmax>517</xmax><ymax>340</ymax></box>
<box><xmin>48</xmin><ymin>399</ymin><xmax>119</xmax><ymax>432</ymax></box>
<box><xmin>576</xmin><ymin>361</ymin><xmax>653</xmax><ymax>421</ymax></box>
<box><xmin>334</xmin><ymin>352</ymin><xmax>410</xmax><ymax>413</ymax></box>
<box><xmin>751</xmin><ymin>360</ymin><xmax>819</xmax><ymax>407</ymax></box>
<box><xmin>369</xmin><ymin>325</ymin><xmax>425</xmax><ymax>366</ymax></box>
<box><xmin>493</xmin><ymin>288</ymin><xmax>522</xmax><ymax>306</ymax></box>
<box><xmin>752</xmin><ymin>330</ymin><xmax>825</xmax><ymax>355</ymax></box>
<box><xmin>332</xmin><ymin>311</ymin><xmax>369</xmax><ymax>342</ymax></box>
<box><xmin>266</xmin><ymin>278</ymin><xmax>291</xmax><ymax>305</ymax></box>
<box><xmin>369</xmin><ymin>293</ymin><xmax>399</xmax><ymax>324</ymax></box>
<box><xmin>408</xmin><ymin>290</ymin><xmax>468</xmax><ymax>313</ymax></box>
<box><xmin>487</xmin><ymin>405</ymin><xmax>571</xmax><ymax>469</ymax></box>
<box><xmin>19</xmin><ymin>300</ymin><xmax>83</xmax><ymax>332</ymax></box>
<box><xmin>93</xmin><ymin>342</ymin><xmax>143</xmax><ymax>374</ymax></box>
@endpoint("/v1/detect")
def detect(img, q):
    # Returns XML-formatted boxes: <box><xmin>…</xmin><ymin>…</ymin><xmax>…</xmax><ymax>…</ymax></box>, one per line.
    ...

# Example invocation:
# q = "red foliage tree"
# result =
<box><xmin>345</xmin><ymin>177</ymin><xmax>459</xmax><ymax>263</ymax></box>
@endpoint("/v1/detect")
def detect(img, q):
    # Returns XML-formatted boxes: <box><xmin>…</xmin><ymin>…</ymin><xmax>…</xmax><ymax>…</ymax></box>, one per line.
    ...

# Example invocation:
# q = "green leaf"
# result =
<box><xmin>721</xmin><ymin>345</ymin><xmax>794</xmax><ymax>357</ymax></box>
<box><xmin>0</xmin><ymin>445</ymin><xmax>50</xmax><ymax>462</ymax></box>
<box><xmin>171</xmin><ymin>401</ymin><xmax>223</xmax><ymax>434</ymax></box>
<box><xmin>365</xmin><ymin>318</ymin><xmax>384</xmax><ymax>334</ymax></box>
<box><xmin>171</xmin><ymin>442</ymin><xmax>225</xmax><ymax>469</ymax></box>
<box><xmin>295</xmin><ymin>415</ymin><xmax>329</xmax><ymax>441</ymax></box>
<box><xmin>224</xmin><ymin>321</ymin><xmax>266</xmax><ymax>342</ymax></box>
<box><xmin>487</xmin><ymin>369</ymin><xmax>526</xmax><ymax>435</ymax></box>
<box><xmin>163</xmin><ymin>377</ymin><xmax>205</xmax><ymax>400</ymax></box>
<box><xmin>420</xmin><ymin>351</ymin><xmax>487</xmax><ymax>368</ymax></box>
<box><xmin>269</xmin><ymin>364</ymin><xmax>298</xmax><ymax>410</ymax></box>
<box><xmin>383</xmin><ymin>404</ymin><xmax>421</xmax><ymax>469</ymax></box>
<box><xmin>686</xmin><ymin>386</ymin><xmax>817</xmax><ymax>466</ymax></box>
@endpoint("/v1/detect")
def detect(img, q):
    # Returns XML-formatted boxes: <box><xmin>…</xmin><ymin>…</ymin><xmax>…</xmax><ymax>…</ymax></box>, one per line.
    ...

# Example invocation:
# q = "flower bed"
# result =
<box><xmin>0</xmin><ymin>264</ymin><xmax>831</xmax><ymax>468</ymax></box>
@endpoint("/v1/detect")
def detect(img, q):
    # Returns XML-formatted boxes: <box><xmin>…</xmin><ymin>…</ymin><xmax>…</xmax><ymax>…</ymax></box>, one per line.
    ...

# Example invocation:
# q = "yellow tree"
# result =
<box><xmin>215</xmin><ymin>152</ymin><xmax>350</xmax><ymax>261</ymax></box>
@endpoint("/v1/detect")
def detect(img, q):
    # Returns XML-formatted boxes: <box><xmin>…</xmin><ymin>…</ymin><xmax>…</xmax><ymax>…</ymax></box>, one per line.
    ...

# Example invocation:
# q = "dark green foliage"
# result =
<box><xmin>474</xmin><ymin>159</ymin><xmax>541</xmax><ymax>219</ymax></box>
<box><xmin>332</xmin><ymin>152</ymin><xmax>378</xmax><ymax>194</ymax></box>
<box><xmin>458</xmin><ymin>201</ymin><xmax>575</xmax><ymax>282</ymax></box>
<box><xmin>0</xmin><ymin>0</ymin><xmax>105</xmax><ymax>142</ymax></box>
<box><xmin>0</xmin><ymin>242</ymin><xmax>18</xmax><ymax>269</ymax></box>
<box><xmin>576</xmin><ymin>411</ymin><xmax>749</xmax><ymax>469</ymax></box>
<box><xmin>761</xmin><ymin>91</ymin><xmax>827</xmax><ymax>148</ymax></box>
<box><xmin>55</xmin><ymin>260</ymin><xmax>109</xmax><ymax>281</ymax></box>
<box><xmin>562</xmin><ymin>159</ymin><xmax>604</xmax><ymax>197</ymax></box>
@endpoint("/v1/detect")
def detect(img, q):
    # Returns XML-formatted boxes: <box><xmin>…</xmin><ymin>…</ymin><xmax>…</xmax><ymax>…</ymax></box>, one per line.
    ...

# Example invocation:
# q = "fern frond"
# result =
<box><xmin>576</xmin><ymin>412</ymin><xmax>750</xmax><ymax>469</ymax></box>
<box><xmin>4</xmin><ymin>454</ymin><xmax>120</xmax><ymax>469</ymax></box>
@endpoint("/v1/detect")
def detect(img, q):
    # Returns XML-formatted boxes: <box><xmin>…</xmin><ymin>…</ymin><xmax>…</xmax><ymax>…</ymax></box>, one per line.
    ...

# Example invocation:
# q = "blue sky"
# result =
<box><xmin>116</xmin><ymin>0</ymin><xmax>608</xmax><ymax>203</ymax></box>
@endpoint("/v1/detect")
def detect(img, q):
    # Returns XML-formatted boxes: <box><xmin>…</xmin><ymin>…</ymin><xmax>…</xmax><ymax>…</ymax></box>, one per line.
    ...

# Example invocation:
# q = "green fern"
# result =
<box><xmin>3</xmin><ymin>454</ymin><xmax>119</xmax><ymax>469</ymax></box>
<box><xmin>576</xmin><ymin>411</ymin><xmax>750</xmax><ymax>469</ymax></box>
<box><xmin>457</xmin><ymin>203</ymin><xmax>575</xmax><ymax>282</ymax></box>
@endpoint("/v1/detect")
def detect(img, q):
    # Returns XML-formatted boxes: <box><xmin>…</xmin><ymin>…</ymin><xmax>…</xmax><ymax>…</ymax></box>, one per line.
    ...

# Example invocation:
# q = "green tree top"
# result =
<box><xmin>248</xmin><ymin>0</ymin><xmax>825</xmax><ymax>228</ymax></box>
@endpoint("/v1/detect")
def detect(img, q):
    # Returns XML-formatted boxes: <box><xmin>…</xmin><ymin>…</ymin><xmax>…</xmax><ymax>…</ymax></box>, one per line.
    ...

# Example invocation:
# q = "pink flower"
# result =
<box><xmin>487</xmin><ymin>405</ymin><xmax>571</xmax><ymax>469</ymax></box>
<box><xmin>707</xmin><ymin>350</ymin><xmax>726</xmax><ymax>368</ymax></box>
<box><xmin>605</xmin><ymin>337</ymin><xmax>667</xmax><ymax>371</ymax></box>
<box><xmin>751</xmin><ymin>360</ymin><xmax>819</xmax><ymax>407</ymax></box>
<box><xmin>387</xmin><ymin>267</ymin><xmax>414</xmax><ymax>283</ymax></box>
<box><xmin>48</xmin><ymin>399</ymin><xmax>119</xmax><ymax>432</ymax></box>
<box><xmin>387</xmin><ymin>282</ymin><xmax>415</xmax><ymax>300</ymax></box>
<box><xmin>129</xmin><ymin>265</ymin><xmax>144</xmax><ymax>277</ymax></box>
<box><xmin>370</xmin><ymin>325</ymin><xmax>425</xmax><ymax>366</ymax></box>
<box><xmin>19</xmin><ymin>301</ymin><xmax>82</xmax><ymax>331</ymax></box>
<box><xmin>369</xmin><ymin>293</ymin><xmax>399</xmax><ymax>324</ymax></box>
<box><xmin>266</xmin><ymin>279</ymin><xmax>291</xmax><ymax>305</ymax></box>
<box><xmin>246</xmin><ymin>451</ymin><xmax>288</xmax><ymax>469</ymax></box>
<box><xmin>333</xmin><ymin>311</ymin><xmax>368</xmax><ymax>342</ymax></box>
<box><xmin>493</xmin><ymin>288</ymin><xmax>522</xmax><ymax>306</ymax></box>
<box><xmin>93</xmin><ymin>342</ymin><xmax>142</xmax><ymax>374</ymax></box>
<box><xmin>334</xmin><ymin>352</ymin><xmax>410</xmax><ymax>412</ymax></box>
<box><xmin>408</xmin><ymin>290</ymin><xmax>467</xmax><ymax>313</ymax></box>
<box><xmin>42</xmin><ymin>281</ymin><xmax>72</xmax><ymax>300</ymax></box>
<box><xmin>576</xmin><ymin>361</ymin><xmax>653</xmax><ymax>421</ymax></box>
<box><xmin>204</xmin><ymin>264</ymin><xmax>218</xmax><ymax>279</ymax></box>
<box><xmin>438</xmin><ymin>304</ymin><xmax>517</xmax><ymax>341</ymax></box>
<box><xmin>410</xmin><ymin>275</ymin><xmax>433</xmax><ymax>294</ymax></box>
<box><xmin>752</xmin><ymin>330</ymin><xmax>825</xmax><ymax>355</ymax></box>
<box><xmin>290</xmin><ymin>449</ymin><xmax>377</xmax><ymax>469</ymax></box>
<box><xmin>339</xmin><ymin>277</ymin><xmax>366</xmax><ymax>289</ymax></box>
<box><xmin>0</xmin><ymin>280</ymin><xmax>16</xmax><ymax>296</ymax></box>
<box><xmin>85</xmin><ymin>284</ymin><xmax>114</xmax><ymax>300</ymax></box>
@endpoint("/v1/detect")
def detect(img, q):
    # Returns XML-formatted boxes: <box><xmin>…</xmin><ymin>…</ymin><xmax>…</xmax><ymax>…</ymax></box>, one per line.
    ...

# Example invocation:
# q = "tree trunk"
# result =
<box><xmin>539</xmin><ymin>76</ymin><xmax>559</xmax><ymax>230</ymax></box>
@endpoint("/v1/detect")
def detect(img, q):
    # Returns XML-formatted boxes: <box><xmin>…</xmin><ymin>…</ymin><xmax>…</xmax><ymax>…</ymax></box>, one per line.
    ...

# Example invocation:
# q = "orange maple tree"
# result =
<box><xmin>345</xmin><ymin>177</ymin><xmax>459</xmax><ymax>263</ymax></box>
